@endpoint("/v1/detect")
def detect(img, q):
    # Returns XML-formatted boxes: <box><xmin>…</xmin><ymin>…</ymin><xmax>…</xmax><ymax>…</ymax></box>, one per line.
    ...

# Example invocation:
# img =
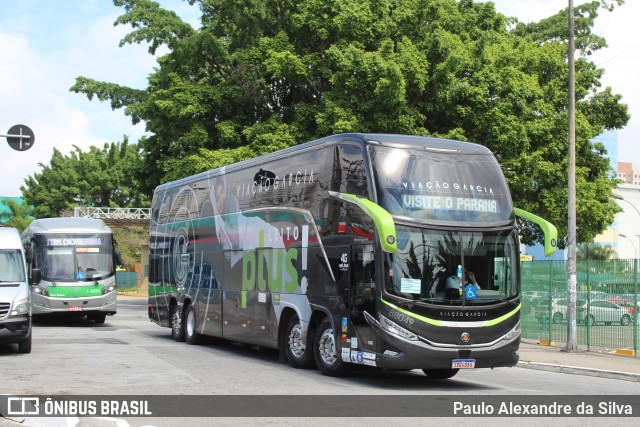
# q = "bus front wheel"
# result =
<box><xmin>171</xmin><ymin>304</ymin><xmax>185</xmax><ymax>342</ymax></box>
<box><xmin>313</xmin><ymin>317</ymin><xmax>349</xmax><ymax>377</ymax></box>
<box><xmin>284</xmin><ymin>314</ymin><xmax>315</xmax><ymax>369</ymax></box>
<box><xmin>422</xmin><ymin>369</ymin><xmax>459</xmax><ymax>379</ymax></box>
<box><xmin>91</xmin><ymin>313</ymin><xmax>107</xmax><ymax>324</ymax></box>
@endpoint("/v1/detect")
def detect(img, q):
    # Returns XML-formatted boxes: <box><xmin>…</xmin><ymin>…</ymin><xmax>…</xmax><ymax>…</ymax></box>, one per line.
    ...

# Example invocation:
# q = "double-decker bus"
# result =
<box><xmin>22</xmin><ymin>218</ymin><xmax>120</xmax><ymax>323</ymax></box>
<box><xmin>148</xmin><ymin>133</ymin><xmax>557</xmax><ymax>378</ymax></box>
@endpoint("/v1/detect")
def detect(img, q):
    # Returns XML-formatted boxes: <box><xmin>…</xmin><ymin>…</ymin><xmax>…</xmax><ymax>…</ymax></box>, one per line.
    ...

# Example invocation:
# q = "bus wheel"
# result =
<box><xmin>18</xmin><ymin>332</ymin><xmax>32</xmax><ymax>354</ymax></box>
<box><xmin>171</xmin><ymin>304</ymin><xmax>185</xmax><ymax>342</ymax></box>
<box><xmin>284</xmin><ymin>315</ymin><xmax>315</xmax><ymax>369</ymax></box>
<box><xmin>314</xmin><ymin>317</ymin><xmax>349</xmax><ymax>377</ymax></box>
<box><xmin>92</xmin><ymin>313</ymin><xmax>107</xmax><ymax>324</ymax></box>
<box><xmin>185</xmin><ymin>304</ymin><xmax>201</xmax><ymax>345</ymax></box>
<box><xmin>422</xmin><ymin>369</ymin><xmax>459</xmax><ymax>379</ymax></box>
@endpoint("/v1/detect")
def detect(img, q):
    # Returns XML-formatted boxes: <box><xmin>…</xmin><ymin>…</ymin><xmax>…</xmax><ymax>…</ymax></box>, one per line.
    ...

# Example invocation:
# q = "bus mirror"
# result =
<box><xmin>329</xmin><ymin>191</ymin><xmax>397</xmax><ymax>253</ymax></box>
<box><xmin>114</xmin><ymin>248</ymin><xmax>123</xmax><ymax>267</ymax></box>
<box><xmin>32</xmin><ymin>268</ymin><xmax>41</xmax><ymax>285</ymax></box>
<box><xmin>514</xmin><ymin>208</ymin><xmax>558</xmax><ymax>257</ymax></box>
<box><xmin>24</xmin><ymin>242</ymin><xmax>32</xmax><ymax>263</ymax></box>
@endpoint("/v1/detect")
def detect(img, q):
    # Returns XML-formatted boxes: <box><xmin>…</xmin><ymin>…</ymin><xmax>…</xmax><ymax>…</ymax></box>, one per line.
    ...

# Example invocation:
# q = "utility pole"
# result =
<box><xmin>565</xmin><ymin>0</ymin><xmax>579</xmax><ymax>352</ymax></box>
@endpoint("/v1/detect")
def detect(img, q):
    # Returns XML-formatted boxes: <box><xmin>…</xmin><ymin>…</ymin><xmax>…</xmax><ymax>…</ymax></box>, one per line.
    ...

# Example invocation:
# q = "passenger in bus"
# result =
<box><xmin>444</xmin><ymin>269</ymin><xmax>480</xmax><ymax>298</ymax></box>
<box><xmin>464</xmin><ymin>269</ymin><xmax>481</xmax><ymax>292</ymax></box>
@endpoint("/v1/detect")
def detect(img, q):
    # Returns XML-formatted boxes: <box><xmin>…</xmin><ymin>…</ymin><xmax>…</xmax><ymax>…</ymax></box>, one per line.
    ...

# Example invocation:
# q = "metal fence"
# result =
<box><xmin>521</xmin><ymin>259</ymin><xmax>639</xmax><ymax>355</ymax></box>
<box><xmin>116</xmin><ymin>271</ymin><xmax>139</xmax><ymax>292</ymax></box>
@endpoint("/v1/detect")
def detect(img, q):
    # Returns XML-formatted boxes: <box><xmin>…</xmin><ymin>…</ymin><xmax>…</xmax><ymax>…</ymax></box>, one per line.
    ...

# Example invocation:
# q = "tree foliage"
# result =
<box><xmin>1</xmin><ymin>199</ymin><xmax>34</xmax><ymax>232</ymax></box>
<box><xmin>577</xmin><ymin>242</ymin><xmax>616</xmax><ymax>260</ymax></box>
<box><xmin>21</xmin><ymin>138</ymin><xmax>149</xmax><ymax>218</ymax></box>
<box><xmin>113</xmin><ymin>226</ymin><xmax>149</xmax><ymax>271</ymax></box>
<box><xmin>70</xmin><ymin>0</ymin><xmax>630</xmax><ymax>247</ymax></box>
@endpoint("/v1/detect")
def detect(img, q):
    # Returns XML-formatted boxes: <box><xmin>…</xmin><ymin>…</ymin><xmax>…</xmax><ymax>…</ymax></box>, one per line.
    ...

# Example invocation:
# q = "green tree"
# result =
<box><xmin>21</xmin><ymin>138</ymin><xmax>149</xmax><ymax>218</ymax></box>
<box><xmin>577</xmin><ymin>242</ymin><xmax>616</xmax><ymax>260</ymax></box>
<box><xmin>1</xmin><ymin>199</ymin><xmax>34</xmax><ymax>232</ymax></box>
<box><xmin>71</xmin><ymin>0</ymin><xmax>629</xmax><ymax>248</ymax></box>
<box><xmin>113</xmin><ymin>226</ymin><xmax>148</xmax><ymax>271</ymax></box>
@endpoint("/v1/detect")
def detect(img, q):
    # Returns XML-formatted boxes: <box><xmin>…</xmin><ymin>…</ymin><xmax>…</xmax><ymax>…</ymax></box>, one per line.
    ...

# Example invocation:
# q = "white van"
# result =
<box><xmin>0</xmin><ymin>226</ymin><xmax>31</xmax><ymax>353</ymax></box>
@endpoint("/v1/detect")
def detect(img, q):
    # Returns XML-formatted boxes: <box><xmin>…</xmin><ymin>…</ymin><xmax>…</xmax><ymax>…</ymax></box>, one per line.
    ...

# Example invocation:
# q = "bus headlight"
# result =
<box><xmin>378</xmin><ymin>314</ymin><xmax>418</xmax><ymax>341</ymax></box>
<box><xmin>11</xmin><ymin>298</ymin><xmax>30</xmax><ymax>316</ymax></box>
<box><xmin>32</xmin><ymin>285</ymin><xmax>49</xmax><ymax>296</ymax></box>
<box><xmin>102</xmin><ymin>284</ymin><xmax>117</xmax><ymax>295</ymax></box>
<box><xmin>502</xmin><ymin>320</ymin><xmax>521</xmax><ymax>341</ymax></box>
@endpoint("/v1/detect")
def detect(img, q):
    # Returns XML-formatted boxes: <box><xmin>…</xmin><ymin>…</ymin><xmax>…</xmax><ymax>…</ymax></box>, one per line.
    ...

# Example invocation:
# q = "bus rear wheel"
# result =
<box><xmin>171</xmin><ymin>304</ymin><xmax>185</xmax><ymax>342</ymax></box>
<box><xmin>313</xmin><ymin>317</ymin><xmax>349</xmax><ymax>377</ymax></box>
<box><xmin>184</xmin><ymin>304</ymin><xmax>202</xmax><ymax>345</ymax></box>
<box><xmin>422</xmin><ymin>369</ymin><xmax>459</xmax><ymax>379</ymax></box>
<box><xmin>284</xmin><ymin>314</ymin><xmax>315</xmax><ymax>369</ymax></box>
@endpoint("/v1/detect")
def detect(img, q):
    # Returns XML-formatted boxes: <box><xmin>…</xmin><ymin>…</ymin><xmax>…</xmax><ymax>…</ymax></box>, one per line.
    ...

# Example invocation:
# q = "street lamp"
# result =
<box><xmin>611</xmin><ymin>192</ymin><xmax>640</xmax><ymax>217</ymax></box>
<box><xmin>619</xmin><ymin>233</ymin><xmax>638</xmax><ymax>258</ymax></box>
<box><xmin>612</xmin><ymin>193</ymin><xmax>640</xmax><ymax>259</ymax></box>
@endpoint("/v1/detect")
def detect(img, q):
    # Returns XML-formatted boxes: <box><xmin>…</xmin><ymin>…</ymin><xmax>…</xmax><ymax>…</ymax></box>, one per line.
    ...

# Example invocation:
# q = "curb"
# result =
<box><xmin>615</xmin><ymin>348</ymin><xmax>636</xmax><ymax>357</ymax></box>
<box><xmin>517</xmin><ymin>360</ymin><xmax>640</xmax><ymax>383</ymax></box>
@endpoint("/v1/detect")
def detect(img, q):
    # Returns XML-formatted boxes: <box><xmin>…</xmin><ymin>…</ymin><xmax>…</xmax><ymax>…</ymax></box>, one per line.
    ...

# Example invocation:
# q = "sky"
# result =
<box><xmin>0</xmin><ymin>0</ymin><xmax>638</xmax><ymax>198</ymax></box>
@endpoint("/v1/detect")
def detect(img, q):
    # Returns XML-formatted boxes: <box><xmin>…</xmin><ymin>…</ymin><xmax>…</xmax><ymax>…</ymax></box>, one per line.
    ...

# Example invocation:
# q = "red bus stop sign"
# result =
<box><xmin>6</xmin><ymin>124</ymin><xmax>35</xmax><ymax>151</ymax></box>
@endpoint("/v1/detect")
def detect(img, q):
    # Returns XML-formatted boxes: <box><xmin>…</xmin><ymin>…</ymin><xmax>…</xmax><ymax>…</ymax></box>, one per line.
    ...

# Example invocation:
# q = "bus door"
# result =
<box><xmin>349</xmin><ymin>244</ymin><xmax>377</xmax><ymax>353</ymax></box>
<box><xmin>221</xmin><ymin>250</ymin><xmax>255</xmax><ymax>341</ymax></box>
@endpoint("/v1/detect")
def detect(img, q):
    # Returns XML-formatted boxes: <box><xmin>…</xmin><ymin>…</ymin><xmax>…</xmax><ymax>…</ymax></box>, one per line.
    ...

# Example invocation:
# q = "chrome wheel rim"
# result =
<box><xmin>186</xmin><ymin>308</ymin><xmax>196</xmax><ymax>337</ymax></box>
<box><xmin>318</xmin><ymin>328</ymin><xmax>336</xmax><ymax>366</ymax></box>
<box><xmin>288</xmin><ymin>322</ymin><xmax>305</xmax><ymax>359</ymax></box>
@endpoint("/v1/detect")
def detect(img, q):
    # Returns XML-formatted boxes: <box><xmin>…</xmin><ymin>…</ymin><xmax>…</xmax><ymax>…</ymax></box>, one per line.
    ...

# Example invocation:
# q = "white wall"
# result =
<box><xmin>613</xmin><ymin>184</ymin><xmax>640</xmax><ymax>259</ymax></box>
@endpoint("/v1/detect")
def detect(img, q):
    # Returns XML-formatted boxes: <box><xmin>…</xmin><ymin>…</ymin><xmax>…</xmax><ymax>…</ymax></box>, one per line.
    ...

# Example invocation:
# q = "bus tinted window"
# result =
<box><xmin>371</xmin><ymin>146</ymin><xmax>512</xmax><ymax>222</ymax></box>
<box><xmin>385</xmin><ymin>227</ymin><xmax>519</xmax><ymax>304</ymax></box>
<box><xmin>34</xmin><ymin>233</ymin><xmax>114</xmax><ymax>281</ymax></box>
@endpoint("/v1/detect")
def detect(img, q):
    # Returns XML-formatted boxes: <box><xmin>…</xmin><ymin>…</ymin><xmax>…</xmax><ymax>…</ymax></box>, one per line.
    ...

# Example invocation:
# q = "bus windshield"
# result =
<box><xmin>36</xmin><ymin>234</ymin><xmax>114</xmax><ymax>282</ymax></box>
<box><xmin>385</xmin><ymin>226</ymin><xmax>519</xmax><ymax>305</ymax></box>
<box><xmin>0</xmin><ymin>249</ymin><xmax>26</xmax><ymax>282</ymax></box>
<box><xmin>371</xmin><ymin>146</ymin><xmax>513</xmax><ymax>223</ymax></box>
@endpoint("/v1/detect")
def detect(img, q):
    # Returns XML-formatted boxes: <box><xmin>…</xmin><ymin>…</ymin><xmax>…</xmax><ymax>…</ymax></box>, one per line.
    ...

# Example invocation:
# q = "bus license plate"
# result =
<box><xmin>452</xmin><ymin>359</ymin><xmax>476</xmax><ymax>369</ymax></box>
<box><xmin>68</xmin><ymin>306</ymin><xmax>83</xmax><ymax>312</ymax></box>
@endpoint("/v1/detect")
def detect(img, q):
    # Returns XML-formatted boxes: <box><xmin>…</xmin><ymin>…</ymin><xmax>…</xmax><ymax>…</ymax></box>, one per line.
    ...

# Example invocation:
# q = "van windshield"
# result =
<box><xmin>0</xmin><ymin>249</ymin><xmax>26</xmax><ymax>282</ymax></box>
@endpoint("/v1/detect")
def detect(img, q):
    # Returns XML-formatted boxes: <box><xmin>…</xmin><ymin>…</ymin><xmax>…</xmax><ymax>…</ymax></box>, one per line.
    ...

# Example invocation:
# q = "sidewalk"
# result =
<box><xmin>518</xmin><ymin>339</ymin><xmax>640</xmax><ymax>382</ymax></box>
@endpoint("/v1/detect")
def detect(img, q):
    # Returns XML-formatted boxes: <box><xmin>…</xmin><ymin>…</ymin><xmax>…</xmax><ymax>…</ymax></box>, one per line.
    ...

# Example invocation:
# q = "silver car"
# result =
<box><xmin>581</xmin><ymin>300</ymin><xmax>633</xmax><ymax>326</ymax></box>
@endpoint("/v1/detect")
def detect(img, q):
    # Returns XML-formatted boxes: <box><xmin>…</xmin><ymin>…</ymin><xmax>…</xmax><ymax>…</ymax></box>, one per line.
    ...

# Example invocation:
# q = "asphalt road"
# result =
<box><xmin>1</xmin><ymin>295</ymin><xmax>638</xmax><ymax>426</ymax></box>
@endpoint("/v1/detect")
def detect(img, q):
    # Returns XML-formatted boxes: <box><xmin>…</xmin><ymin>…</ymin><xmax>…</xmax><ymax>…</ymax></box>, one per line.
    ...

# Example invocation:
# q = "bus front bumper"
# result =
<box><xmin>31</xmin><ymin>292</ymin><xmax>117</xmax><ymax>315</ymax></box>
<box><xmin>362</xmin><ymin>311</ymin><xmax>519</xmax><ymax>370</ymax></box>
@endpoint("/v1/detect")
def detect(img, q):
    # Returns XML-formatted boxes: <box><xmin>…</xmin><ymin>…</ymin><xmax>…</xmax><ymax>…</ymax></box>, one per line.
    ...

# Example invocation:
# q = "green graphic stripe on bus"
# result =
<box><xmin>514</xmin><ymin>208</ymin><xmax>558</xmax><ymax>257</ymax></box>
<box><xmin>329</xmin><ymin>191</ymin><xmax>397</xmax><ymax>253</ymax></box>
<box><xmin>147</xmin><ymin>285</ymin><xmax>176</xmax><ymax>297</ymax></box>
<box><xmin>47</xmin><ymin>285</ymin><xmax>105</xmax><ymax>298</ymax></box>
<box><xmin>380</xmin><ymin>295</ymin><xmax>443</xmax><ymax>326</ymax></box>
<box><xmin>481</xmin><ymin>304</ymin><xmax>520</xmax><ymax>327</ymax></box>
<box><xmin>381</xmin><ymin>295</ymin><xmax>520</xmax><ymax>327</ymax></box>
